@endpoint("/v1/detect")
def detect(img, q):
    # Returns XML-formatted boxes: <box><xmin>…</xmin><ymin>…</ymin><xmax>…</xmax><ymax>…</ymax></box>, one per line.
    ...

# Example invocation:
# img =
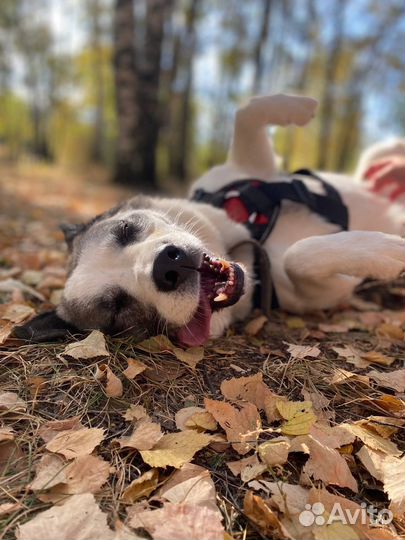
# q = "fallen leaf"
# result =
<box><xmin>0</xmin><ymin>391</ymin><xmax>27</xmax><ymax>412</ymax></box>
<box><xmin>140</xmin><ymin>430</ymin><xmax>211</xmax><ymax>468</ymax></box>
<box><xmin>38</xmin><ymin>416</ymin><xmax>83</xmax><ymax>443</ymax></box>
<box><xmin>27</xmin><ymin>376</ymin><xmax>48</xmax><ymax>397</ymax></box>
<box><xmin>173</xmin><ymin>346</ymin><xmax>204</xmax><ymax>369</ymax></box>
<box><xmin>376</xmin><ymin>323</ymin><xmax>404</xmax><ymax>343</ymax></box>
<box><xmin>332</xmin><ymin>345</ymin><xmax>370</xmax><ymax>368</ymax></box>
<box><xmin>319</xmin><ymin>322</ymin><xmax>354</xmax><ymax>333</ymax></box>
<box><xmin>175</xmin><ymin>406</ymin><xmax>217</xmax><ymax>432</ymax></box>
<box><xmin>2</xmin><ymin>303</ymin><xmax>34</xmax><ymax>324</ymax></box>
<box><xmin>153</xmin><ymin>503</ymin><xmax>224</xmax><ymax>540</ymax></box>
<box><xmin>286</xmin><ymin>317</ymin><xmax>306</xmax><ymax>329</ymax></box>
<box><xmin>285</xmin><ymin>343</ymin><xmax>321</xmax><ymax>359</ymax></box>
<box><xmin>0</xmin><ymin>427</ymin><xmax>14</xmax><ymax>442</ymax></box>
<box><xmin>368</xmin><ymin>369</ymin><xmax>405</xmax><ymax>393</ymax></box>
<box><xmin>309</xmin><ymin>424</ymin><xmax>356</xmax><ymax>449</ymax></box>
<box><xmin>227</xmin><ymin>454</ymin><xmax>266</xmax><ymax>482</ymax></box>
<box><xmin>46</xmin><ymin>427</ymin><xmax>105</xmax><ymax>458</ymax></box>
<box><xmin>122</xmin><ymin>358</ymin><xmax>147</xmax><ymax>379</ymax></box>
<box><xmin>205</xmin><ymin>398</ymin><xmax>261</xmax><ymax>455</ymax></box>
<box><xmin>144</xmin><ymin>360</ymin><xmax>185</xmax><ymax>382</ymax></box>
<box><xmin>220</xmin><ymin>372</ymin><xmax>278</xmax><ymax>411</ymax></box>
<box><xmin>61</xmin><ymin>330</ymin><xmax>109</xmax><ymax>360</ymax></box>
<box><xmin>244</xmin><ymin>491</ymin><xmax>286</xmax><ymax>538</ymax></box>
<box><xmin>258</xmin><ymin>438</ymin><xmax>291</xmax><ymax>467</ymax></box>
<box><xmin>115</xmin><ymin>419</ymin><xmax>162</xmax><ymax>451</ymax></box>
<box><xmin>158</xmin><ymin>463</ymin><xmax>220</xmax><ymax>515</ymax></box>
<box><xmin>135</xmin><ymin>334</ymin><xmax>174</xmax><ymax>353</ymax></box>
<box><xmin>301</xmin><ymin>435</ymin><xmax>358</xmax><ymax>492</ymax></box>
<box><xmin>360</xmin><ymin>351</ymin><xmax>395</xmax><ymax>367</ymax></box>
<box><xmin>0</xmin><ymin>502</ymin><xmax>23</xmax><ymax>516</ymax></box>
<box><xmin>29</xmin><ymin>454</ymin><xmax>67</xmax><ymax>491</ymax></box>
<box><xmin>94</xmin><ymin>363</ymin><xmax>123</xmax><ymax>398</ymax></box>
<box><xmin>276</xmin><ymin>399</ymin><xmax>316</xmax><ymax>436</ymax></box>
<box><xmin>357</xmin><ymin>416</ymin><xmax>404</xmax><ymax>439</ymax></box>
<box><xmin>122</xmin><ymin>469</ymin><xmax>159</xmax><ymax>503</ymax></box>
<box><xmin>16</xmin><ymin>493</ymin><xmax>114</xmax><ymax>540</ymax></box>
<box><xmin>250</xmin><ymin>481</ymin><xmax>309</xmax><ymax>515</ymax></box>
<box><xmin>341</xmin><ymin>423</ymin><xmax>401</xmax><ymax>456</ymax></box>
<box><xmin>245</xmin><ymin>315</ymin><xmax>268</xmax><ymax>336</ymax></box>
<box><xmin>122</xmin><ymin>404</ymin><xmax>149</xmax><ymax>423</ymax></box>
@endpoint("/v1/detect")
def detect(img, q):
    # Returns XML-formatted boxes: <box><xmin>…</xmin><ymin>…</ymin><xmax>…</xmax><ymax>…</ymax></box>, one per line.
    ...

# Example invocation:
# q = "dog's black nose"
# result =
<box><xmin>152</xmin><ymin>245</ymin><xmax>196</xmax><ymax>291</ymax></box>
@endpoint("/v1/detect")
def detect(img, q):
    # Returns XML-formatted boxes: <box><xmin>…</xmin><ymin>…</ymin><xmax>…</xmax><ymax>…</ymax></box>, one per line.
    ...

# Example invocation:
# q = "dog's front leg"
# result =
<box><xmin>281</xmin><ymin>231</ymin><xmax>405</xmax><ymax>311</ymax></box>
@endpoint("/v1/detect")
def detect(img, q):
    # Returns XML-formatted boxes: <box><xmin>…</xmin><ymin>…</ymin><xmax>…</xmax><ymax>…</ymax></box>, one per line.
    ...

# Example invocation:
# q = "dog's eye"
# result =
<box><xmin>114</xmin><ymin>221</ymin><xmax>139</xmax><ymax>246</ymax></box>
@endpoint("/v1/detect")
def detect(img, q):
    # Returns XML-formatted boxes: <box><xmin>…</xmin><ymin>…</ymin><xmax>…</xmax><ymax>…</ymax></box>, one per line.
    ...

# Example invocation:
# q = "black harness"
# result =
<box><xmin>191</xmin><ymin>169</ymin><xmax>349</xmax><ymax>312</ymax></box>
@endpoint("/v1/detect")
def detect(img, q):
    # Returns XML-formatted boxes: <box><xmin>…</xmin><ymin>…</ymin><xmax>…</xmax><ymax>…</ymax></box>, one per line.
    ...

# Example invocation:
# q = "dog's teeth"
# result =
<box><xmin>214</xmin><ymin>292</ymin><xmax>228</xmax><ymax>302</ymax></box>
<box><xmin>228</xmin><ymin>279</ymin><xmax>234</xmax><ymax>286</ymax></box>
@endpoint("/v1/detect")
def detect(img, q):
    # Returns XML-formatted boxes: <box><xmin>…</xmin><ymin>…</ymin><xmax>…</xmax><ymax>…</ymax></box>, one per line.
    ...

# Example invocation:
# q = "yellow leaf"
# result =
<box><xmin>286</xmin><ymin>317</ymin><xmax>306</xmax><ymax>329</ymax></box>
<box><xmin>140</xmin><ymin>431</ymin><xmax>212</xmax><ymax>469</ymax></box>
<box><xmin>122</xmin><ymin>469</ymin><xmax>159</xmax><ymax>503</ymax></box>
<box><xmin>276</xmin><ymin>400</ymin><xmax>316</xmax><ymax>436</ymax></box>
<box><xmin>175</xmin><ymin>407</ymin><xmax>217</xmax><ymax>432</ymax></box>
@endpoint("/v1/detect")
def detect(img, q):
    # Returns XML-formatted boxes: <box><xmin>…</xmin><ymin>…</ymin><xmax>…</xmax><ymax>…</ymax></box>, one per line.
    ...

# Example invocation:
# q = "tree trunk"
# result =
<box><xmin>113</xmin><ymin>0</ymin><xmax>141</xmax><ymax>186</ymax></box>
<box><xmin>252</xmin><ymin>0</ymin><xmax>272</xmax><ymax>94</ymax></box>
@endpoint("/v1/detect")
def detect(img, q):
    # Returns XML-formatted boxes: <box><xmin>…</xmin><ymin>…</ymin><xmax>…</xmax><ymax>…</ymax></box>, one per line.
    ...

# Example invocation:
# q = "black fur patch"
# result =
<box><xmin>14</xmin><ymin>311</ymin><xmax>79</xmax><ymax>342</ymax></box>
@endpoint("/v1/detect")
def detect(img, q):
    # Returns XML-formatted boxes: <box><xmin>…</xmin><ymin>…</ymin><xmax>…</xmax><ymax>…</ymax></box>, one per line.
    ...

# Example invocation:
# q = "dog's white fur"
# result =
<box><xmin>189</xmin><ymin>94</ymin><xmax>404</xmax><ymax>327</ymax></box>
<box><xmin>57</xmin><ymin>94</ymin><xmax>404</xmax><ymax>343</ymax></box>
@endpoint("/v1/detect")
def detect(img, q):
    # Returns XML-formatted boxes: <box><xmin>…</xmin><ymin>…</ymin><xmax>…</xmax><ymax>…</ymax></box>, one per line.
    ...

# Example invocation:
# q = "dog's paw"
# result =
<box><xmin>372</xmin><ymin>234</ymin><xmax>405</xmax><ymax>280</ymax></box>
<box><xmin>268</xmin><ymin>94</ymin><xmax>318</xmax><ymax>126</ymax></box>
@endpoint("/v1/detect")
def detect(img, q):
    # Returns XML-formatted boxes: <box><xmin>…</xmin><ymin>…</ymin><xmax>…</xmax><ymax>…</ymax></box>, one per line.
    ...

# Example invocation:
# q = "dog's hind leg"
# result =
<box><xmin>228</xmin><ymin>94</ymin><xmax>318</xmax><ymax>178</ymax></box>
<box><xmin>281</xmin><ymin>230</ymin><xmax>405</xmax><ymax>312</ymax></box>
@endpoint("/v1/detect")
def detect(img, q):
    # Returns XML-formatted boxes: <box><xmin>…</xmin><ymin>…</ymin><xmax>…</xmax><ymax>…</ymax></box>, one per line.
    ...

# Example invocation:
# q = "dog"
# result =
<box><xmin>17</xmin><ymin>94</ymin><xmax>405</xmax><ymax>347</ymax></box>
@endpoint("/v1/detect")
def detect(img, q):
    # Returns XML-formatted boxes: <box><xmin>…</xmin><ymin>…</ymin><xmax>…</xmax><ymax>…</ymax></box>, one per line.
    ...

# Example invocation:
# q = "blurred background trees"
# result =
<box><xmin>0</xmin><ymin>0</ymin><xmax>403</xmax><ymax>192</ymax></box>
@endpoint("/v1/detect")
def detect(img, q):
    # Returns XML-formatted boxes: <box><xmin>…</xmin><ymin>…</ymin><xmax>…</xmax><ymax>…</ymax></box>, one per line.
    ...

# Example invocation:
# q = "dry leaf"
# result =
<box><xmin>357</xmin><ymin>416</ymin><xmax>404</xmax><ymax>439</ymax></box>
<box><xmin>332</xmin><ymin>345</ymin><xmax>370</xmax><ymax>368</ymax></box>
<box><xmin>357</xmin><ymin>446</ymin><xmax>405</xmax><ymax>517</ymax></box>
<box><xmin>368</xmin><ymin>369</ymin><xmax>405</xmax><ymax>393</ymax></box>
<box><xmin>94</xmin><ymin>363</ymin><xmax>123</xmax><ymax>398</ymax></box>
<box><xmin>122</xmin><ymin>469</ymin><xmax>159</xmax><ymax>503</ymax></box>
<box><xmin>365</xmin><ymin>395</ymin><xmax>405</xmax><ymax>416</ymax></box>
<box><xmin>29</xmin><ymin>454</ymin><xmax>67</xmax><ymax>491</ymax></box>
<box><xmin>158</xmin><ymin>463</ymin><xmax>220</xmax><ymax>515</ymax></box>
<box><xmin>175</xmin><ymin>407</ymin><xmax>217</xmax><ymax>432</ymax></box>
<box><xmin>61</xmin><ymin>330</ymin><xmax>109</xmax><ymax>360</ymax></box>
<box><xmin>220</xmin><ymin>372</ymin><xmax>278</xmax><ymax>411</ymax></box>
<box><xmin>173</xmin><ymin>346</ymin><xmax>204</xmax><ymax>369</ymax></box>
<box><xmin>115</xmin><ymin>419</ymin><xmax>162</xmax><ymax>451</ymax></box>
<box><xmin>0</xmin><ymin>391</ymin><xmax>27</xmax><ymax>412</ymax></box>
<box><xmin>244</xmin><ymin>491</ymin><xmax>286</xmax><ymax>538</ymax></box>
<box><xmin>205</xmin><ymin>398</ymin><xmax>261</xmax><ymax>455</ymax></box>
<box><xmin>251</xmin><ymin>481</ymin><xmax>309</xmax><ymax>515</ymax></box>
<box><xmin>153</xmin><ymin>503</ymin><xmax>224</xmax><ymax>540</ymax></box>
<box><xmin>39</xmin><ymin>416</ymin><xmax>83</xmax><ymax>443</ymax></box>
<box><xmin>135</xmin><ymin>334</ymin><xmax>174</xmax><ymax>353</ymax></box>
<box><xmin>360</xmin><ymin>351</ymin><xmax>395</xmax><ymax>367</ymax></box>
<box><xmin>227</xmin><ymin>454</ymin><xmax>266</xmax><ymax>482</ymax></box>
<box><xmin>309</xmin><ymin>424</ymin><xmax>356</xmax><ymax>449</ymax></box>
<box><xmin>245</xmin><ymin>315</ymin><xmax>268</xmax><ymax>335</ymax></box>
<box><xmin>341</xmin><ymin>423</ymin><xmax>401</xmax><ymax>456</ymax></box>
<box><xmin>122</xmin><ymin>404</ymin><xmax>149</xmax><ymax>423</ymax></box>
<box><xmin>0</xmin><ymin>502</ymin><xmax>23</xmax><ymax>516</ymax></box>
<box><xmin>2</xmin><ymin>303</ymin><xmax>34</xmax><ymax>324</ymax></box>
<box><xmin>258</xmin><ymin>438</ymin><xmax>291</xmax><ymax>467</ymax></box>
<box><xmin>376</xmin><ymin>323</ymin><xmax>404</xmax><ymax>343</ymax></box>
<box><xmin>301</xmin><ymin>435</ymin><xmax>358</xmax><ymax>492</ymax></box>
<box><xmin>46</xmin><ymin>427</ymin><xmax>105</xmax><ymax>458</ymax></box>
<box><xmin>286</xmin><ymin>317</ymin><xmax>306</xmax><ymax>329</ymax></box>
<box><xmin>140</xmin><ymin>430</ymin><xmax>211</xmax><ymax>468</ymax></box>
<box><xmin>0</xmin><ymin>427</ymin><xmax>14</xmax><ymax>442</ymax></box>
<box><xmin>276</xmin><ymin>399</ymin><xmax>316</xmax><ymax>436</ymax></box>
<box><xmin>122</xmin><ymin>358</ymin><xmax>147</xmax><ymax>379</ymax></box>
<box><xmin>329</xmin><ymin>368</ymin><xmax>370</xmax><ymax>385</ymax></box>
<box><xmin>16</xmin><ymin>493</ymin><xmax>114</xmax><ymax>540</ymax></box>
<box><xmin>285</xmin><ymin>343</ymin><xmax>320</xmax><ymax>359</ymax></box>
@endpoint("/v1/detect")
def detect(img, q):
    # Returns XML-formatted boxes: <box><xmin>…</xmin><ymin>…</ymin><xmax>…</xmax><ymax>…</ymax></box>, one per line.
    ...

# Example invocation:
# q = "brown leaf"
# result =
<box><xmin>227</xmin><ymin>454</ymin><xmax>266</xmax><ymax>482</ymax></box>
<box><xmin>175</xmin><ymin>407</ymin><xmax>217</xmax><ymax>432</ymax></box>
<box><xmin>46</xmin><ymin>427</ymin><xmax>105</xmax><ymax>458</ymax></box>
<box><xmin>332</xmin><ymin>345</ymin><xmax>370</xmax><ymax>368</ymax></box>
<box><xmin>368</xmin><ymin>369</ymin><xmax>405</xmax><ymax>393</ymax></box>
<box><xmin>329</xmin><ymin>368</ymin><xmax>370</xmax><ymax>386</ymax></box>
<box><xmin>158</xmin><ymin>463</ymin><xmax>220</xmax><ymax>515</ymax></box>
<box><xmin>135</xmin><ymin>334</ymin><xmax>175</xmax><ymax>353</ymax></box>
<box><xmin>173</xmin><ymin>346</ymin><xmax>204</xmax><ymax>369</ymax></box>
<box><xmin>39</xmin><ymin>416</ymin><xmax>83</xmax><ymax>443</ymax></box>
<box><xmin>205</xmin><ymin>398</ymin><xmax>261</xmax><ymax>455</ymax></box>
<box><xmin>94</xmin><ymin>363</ymin><xmax>123</xmax><ymax>398</ymax></box>
<box><xmin>309</xmin><ymin>424</ymin><xmax>356</xmax><ymax>449</ymax></box>
<box><xmin>341</xmin><ymin>423</ymin><xmax>401</xmax><ymax>456</ymax></box>
<box><xmin>258</xmin><ymin>438</ymin><xmax>291</xmax><ymax>467</ymax></box>
<box><xmin>243</xmin><ymin>491</ymin><xmax>286</xmax><ymax>538</ymax></box>
<box><xmin>220</xmin><ymin>372</ymin><xmax>278</xmax><ymax>411</ymax></box>
<box><xmin>16</xmin><ymin>493</ymin><xmax>114</xmax><ymax>540</ymax></box>
<box><xmin>244</xmin><ymin>315</ymin><xmax>268</xmax><ymax>336</ymax></box>
<box><xmin>0</xmin><ymin>427</ymin><xmax>14</xmax><ymax>442</ymax></box>
<box><xmin>301</xmin><ymin>435</ymin><xmax>358</xmax><ymax>492</ymax></box>
<box><xmin>360</xmin><ymin>351</ymin><xmax>395</xmax><ymax>367</ymax></box>
<box><xmin>122</xmin><ymin>404</ymin><xmax>149</xmax><ymax>423</ymax></box>
<box><xmin>376</xmin><ymin>323</ymin><xmax>404</xmax><ymax>343</ymax></box>
<box><xmin>0</xmin><ymin>391</ymin><xmax>27</xmax><ymax>412</ymax></box>
<box><xmin>285</xmin><ymin>343</ymin><xmax>320</xmax><ymax>359</ymax></box>
<box><xmin>140</xmin><ymin>430</ymin><xmax>212</xmax><ymax>469</ymax></box>
<box><xmin>2</xmin><ymin>303</ymin><xmax>35</xmax><ymax>324</ymax></box>
<box><xmin>0</xmin><ymin>502</ymin><xmax>23</xmax><ymax>516</ymax></box>
<box><xmin>61</xmin><ymin>330</ymin><xmax>109</xmax><ymax>360</ymax></box>
<box><xmin>122</xmin><ymin>358</ymin><xmax>147</xmax><ymax>379</ymax></box>
<box><xmin>250</xmin><ymin>481</ymin><xmax>309</xmax><ymax>515</ymax></box>
<box><xmin>115</xmin><ymin>420</ymin><xmax>162</xmax><ymax>451</ymax></box>
<box><xmin>357</xmin><ymin>416</ymin><xmax>404</xmax><ymax>439</ymax></box>
<box><xmin>29</xmin><ymin>454</ymin><xmax>67</xmax><ymax>491</ymax></box>
<box><xmin>122</xmin><ymin>469</ymin><xmax>159</xmax><ymax>503</ymax></box>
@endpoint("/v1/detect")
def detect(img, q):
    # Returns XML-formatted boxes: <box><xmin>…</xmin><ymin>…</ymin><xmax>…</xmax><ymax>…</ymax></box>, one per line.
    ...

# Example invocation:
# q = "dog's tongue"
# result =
<box><xmin>177</xmin><ymin>293</ymin><xmax>211</xmax><ymax>347</ymax></box>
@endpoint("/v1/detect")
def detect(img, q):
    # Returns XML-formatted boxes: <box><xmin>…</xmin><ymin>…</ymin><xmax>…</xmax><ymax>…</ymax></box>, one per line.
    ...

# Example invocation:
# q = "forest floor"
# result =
<box><xmin>0</xmin><ymin>163</ymin><xmax>404</xmax><ymax>540</ymax></box>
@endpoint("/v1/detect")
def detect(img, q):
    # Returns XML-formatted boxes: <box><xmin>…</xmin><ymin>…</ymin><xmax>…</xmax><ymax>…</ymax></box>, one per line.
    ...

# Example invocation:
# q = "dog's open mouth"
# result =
<box><xmin>177</xmin><ymin>254</ymin><xmax>244</xmax><ymax>347</ymax></box>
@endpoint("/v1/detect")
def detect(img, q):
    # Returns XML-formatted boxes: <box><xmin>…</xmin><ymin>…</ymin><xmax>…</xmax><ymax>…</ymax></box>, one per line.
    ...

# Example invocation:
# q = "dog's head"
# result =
<box><xmin>16</xmin><ymin>196</ymin><xmax>246</xmax><ymax>346</ymax></box>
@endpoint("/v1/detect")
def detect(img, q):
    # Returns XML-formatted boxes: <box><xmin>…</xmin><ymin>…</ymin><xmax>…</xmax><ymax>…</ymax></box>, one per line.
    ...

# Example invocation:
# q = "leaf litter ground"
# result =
<box><xmin>0</xmin><ymin>165</ymin><xmax>404</xmax><ymax>540</ymax></box>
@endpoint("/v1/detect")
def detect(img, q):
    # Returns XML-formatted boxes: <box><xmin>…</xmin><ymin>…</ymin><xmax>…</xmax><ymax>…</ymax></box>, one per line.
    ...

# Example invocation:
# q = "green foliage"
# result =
<box><xmin>0</xmin><ymin>93</ymin><xmax>32</xmax><ymax>158</ymax></box>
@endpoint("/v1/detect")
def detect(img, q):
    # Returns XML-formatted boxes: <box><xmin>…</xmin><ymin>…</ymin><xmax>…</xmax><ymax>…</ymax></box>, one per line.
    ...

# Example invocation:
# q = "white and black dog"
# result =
<box><xmin>17</xmin><ymin>94</ymin><xmax>404</xmax><ymax>346</ymax></box>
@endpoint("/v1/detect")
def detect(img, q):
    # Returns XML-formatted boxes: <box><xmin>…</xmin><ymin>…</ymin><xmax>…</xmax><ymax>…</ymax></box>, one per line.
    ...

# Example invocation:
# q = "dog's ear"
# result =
<box><xmin>60</xmin><ymin>223</ymin><xmax>86</xmax><ymax>249</ymax></box>
<box><xmin>13</xmin><ymin>311</ymin><xmax>78</xmax><ymax>342</ymax></box>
